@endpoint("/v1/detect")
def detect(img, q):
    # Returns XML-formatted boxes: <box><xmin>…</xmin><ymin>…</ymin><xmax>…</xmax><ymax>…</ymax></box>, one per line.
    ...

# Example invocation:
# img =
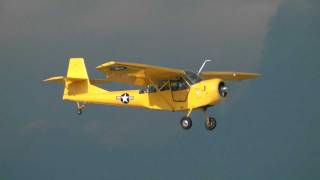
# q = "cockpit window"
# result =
<box><xmin>139</xmin><ymin>84</ymin><xmax>157</xmax><ymax>94</ymax></box>
<box><xmin>170</xmin><ymin>77</ymin><xmax>189</xmax><ymax>91</ymax></box>
<box><xmin>184</xmin><ymin>71</ymin><xmax>202</xmax><ymax>84</ymax></box>
<box><xmin>147</xmin><ymin>85</ymin><xmax>157</xmax><ymax>93</ymax></box>
<box><xmin>158</xmin><ymin>81</ymin><xmax>170</xmax><ymax>91</ymax></box>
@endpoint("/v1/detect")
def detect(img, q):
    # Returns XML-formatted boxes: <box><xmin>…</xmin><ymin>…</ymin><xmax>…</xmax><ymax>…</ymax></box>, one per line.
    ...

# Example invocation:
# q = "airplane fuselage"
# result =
<box><xmin>63</xmin><ymin>79</ymin><xmax>225</xmax><ymax>111</ymax></box>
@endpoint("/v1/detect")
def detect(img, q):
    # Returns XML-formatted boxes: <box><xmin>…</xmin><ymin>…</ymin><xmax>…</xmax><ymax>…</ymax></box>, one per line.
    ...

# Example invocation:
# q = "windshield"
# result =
<box><xmin>184</xmin><ymin>71</ymin><xmax>202</xmax><ymax>85</ymax></box>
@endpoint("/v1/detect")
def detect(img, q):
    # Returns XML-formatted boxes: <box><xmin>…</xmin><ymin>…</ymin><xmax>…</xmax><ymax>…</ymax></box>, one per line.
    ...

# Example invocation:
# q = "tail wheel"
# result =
<box><xmin>76</xmin><ymin>102</ymin><xmax>85</xmax><ymax>115</ymax></box>
<box><xmin>76</xmin><ymin>108</ymin><xmax>82</xmax><ymax>115</ymax></box>
<box><xmin>205</xmin><ymin>117</ymin><xmax>217</xmax><ymax>131</ymax></box>
<box><xmin>180</xmin><ymin>116</ymin><xmax>192</xmax><ymax>129</ymax></box>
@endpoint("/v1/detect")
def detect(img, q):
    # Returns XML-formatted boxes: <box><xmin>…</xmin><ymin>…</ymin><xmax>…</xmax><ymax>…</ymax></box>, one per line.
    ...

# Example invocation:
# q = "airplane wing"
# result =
<box><xmin>96</xmin><ymin>61</ymin><xmax>185</xmax><ymax>86</ymax></box>
<box><xmin>200</xmin><ymin>71</ymin><xmax>260</xmax><ymax>81</ymax></box>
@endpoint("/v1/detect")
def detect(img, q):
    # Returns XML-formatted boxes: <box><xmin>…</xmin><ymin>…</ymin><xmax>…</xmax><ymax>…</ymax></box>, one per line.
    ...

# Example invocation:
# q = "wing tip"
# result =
<box><xmin>253</xmin><ymin>73</ymin><xmax>262</xmax><ymax>78</ymax></box>
<box><xmin>96</xmin><ymin>60</ymin><xmax>116</xmax><ymax>70</ymax></box>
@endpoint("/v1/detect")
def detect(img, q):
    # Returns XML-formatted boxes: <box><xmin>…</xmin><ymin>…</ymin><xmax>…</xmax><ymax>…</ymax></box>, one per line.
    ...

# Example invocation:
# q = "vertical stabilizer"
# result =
<box><xmin>67</xmin><ymin>58</ymin><xmax>89</xmax><ymax>80</ymax></box>
<box><xmin>64</xmin><ymin>58</ymin><xmax>91</xmax><ymax>95</ymax></box>
<box><xmin>44</xmin><ymin>58</ymin><xmax>108</xmax><ymax>101</ymax></box>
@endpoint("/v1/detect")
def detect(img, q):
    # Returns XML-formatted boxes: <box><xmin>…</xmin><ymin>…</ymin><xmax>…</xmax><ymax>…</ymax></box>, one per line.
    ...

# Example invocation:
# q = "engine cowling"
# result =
<box><xmin>190</xmin><ymin>78</ymin><xmax>228</xmax><ymax>107</ymax></box>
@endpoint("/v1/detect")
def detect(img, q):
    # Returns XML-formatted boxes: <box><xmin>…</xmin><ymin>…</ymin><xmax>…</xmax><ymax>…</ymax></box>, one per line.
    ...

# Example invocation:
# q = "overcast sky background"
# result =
<box><xmin>0</xmin><ymin>0</ymin><xmax>319</xmax><ymax>179</ymax></box>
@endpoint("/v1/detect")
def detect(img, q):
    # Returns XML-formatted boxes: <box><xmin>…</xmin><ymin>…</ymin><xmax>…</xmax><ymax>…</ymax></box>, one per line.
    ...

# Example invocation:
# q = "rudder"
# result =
<box><xmin>64</xmin><ymin>58</ymin><xmax>90</xmax><ymax>95</ymax></box>
<box><xmin>67</xmin><ymin>58</ymin><xmax>89</xmax><ymax>80</ymax></box>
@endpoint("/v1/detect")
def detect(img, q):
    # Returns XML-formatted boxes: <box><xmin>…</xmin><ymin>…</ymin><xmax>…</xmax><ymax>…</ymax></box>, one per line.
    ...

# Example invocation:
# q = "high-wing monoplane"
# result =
<box><xmin>44</xmin><ymin>58</ymin><xmax>259</xmax><ymax>130</ymax></box>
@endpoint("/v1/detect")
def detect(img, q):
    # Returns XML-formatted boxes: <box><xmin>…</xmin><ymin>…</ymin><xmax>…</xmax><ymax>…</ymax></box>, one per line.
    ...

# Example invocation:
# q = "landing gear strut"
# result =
<box><xmin>76</xmin><ymin>102</ymin><xmax>86</xmax><ymax>115</ymax></box>
<box><xmin>179</xmin><ymin>108</ymin><xmax>217</xmax><ymax>130</ymax></box>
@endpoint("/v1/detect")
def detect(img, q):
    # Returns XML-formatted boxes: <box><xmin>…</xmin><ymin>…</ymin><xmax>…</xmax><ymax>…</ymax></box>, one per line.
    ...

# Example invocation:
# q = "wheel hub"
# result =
<box><xmin>206</xmin><ymin>120</ymin><xmax>213</xmax><ymax>127</ymax></box>
<box><xmin>180</xmin><ymin>117</ymin><xmax>192</xmax><ymax>129</ymax></box>
<box><xmin>182</xmin><ymin>120</ymin><xmax>189</xmax><ymax>127</ymax></box>
<box><xmin>205</xmin><ymin>117</ymin><xmax>217</xmax><ymax>130</ymax></box>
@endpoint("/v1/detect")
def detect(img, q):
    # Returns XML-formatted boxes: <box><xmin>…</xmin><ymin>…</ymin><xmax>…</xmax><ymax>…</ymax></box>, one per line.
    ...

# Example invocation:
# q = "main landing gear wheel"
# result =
<box><xmin>180</xmin><ymin>116</ymin><xmax>192</xmax><ymax>130</ymax></box>
<box><xmin>205</xmin><ymin>117</ymin><xmax>217</xmax><ymax>131</ymax></box>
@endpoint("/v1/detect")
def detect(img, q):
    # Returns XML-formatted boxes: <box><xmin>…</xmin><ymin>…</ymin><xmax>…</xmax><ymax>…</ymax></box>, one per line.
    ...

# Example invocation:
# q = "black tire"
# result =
<box><xmin>76</xmin><ymin>108</ymin><xmax>82</xmax><ymax>115</ymax></box>
<box><xmin>180</xmin><ymin>116</ymin><xmax>192</xmax><ymax>129</ymax></box>
<box><xmin>205</xmin><ymin>117</ymin><xmax>217</xmax><ymax>130</ymax></box>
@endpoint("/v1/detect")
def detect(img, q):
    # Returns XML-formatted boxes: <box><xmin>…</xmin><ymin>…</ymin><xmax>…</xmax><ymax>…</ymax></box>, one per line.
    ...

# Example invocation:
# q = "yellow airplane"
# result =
<box><xmin>44</xmin><ymin>58</ymin><xmax>260</xmax><ymax>130</ymax></box>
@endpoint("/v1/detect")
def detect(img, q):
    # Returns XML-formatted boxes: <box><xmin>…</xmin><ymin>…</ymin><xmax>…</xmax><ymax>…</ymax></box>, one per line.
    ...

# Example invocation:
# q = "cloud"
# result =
<box><xmin>1</xmin><ymin>0</ymin><xmax>280</xmax><ymax>149</ymax></box>
<box><xmin>0</xmin><ymin>1</ymin><xmax>280</xmax><ymax>85</ymax></box>
<box><xmin>0</xmin><ymin>0</ymin><xmax>278</xmax><ymax>50</ymax></box>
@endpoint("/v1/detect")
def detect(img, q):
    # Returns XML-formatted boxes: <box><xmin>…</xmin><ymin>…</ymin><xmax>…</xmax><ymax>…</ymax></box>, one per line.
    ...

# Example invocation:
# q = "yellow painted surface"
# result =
<box><xmin>67</xmin><ymin>58</ymin><xmax>89</xmax><ymax>79</ymax></box>
<box><xmin>96</xmin><ymin>60</ymin><xmax>185</xmax><ymax>86</ymax></box>
<box><xmin>45</xmin><ymin>58</ymin><xmax>259</xmax><ymax>112</ymax></box>
<box><xmin>62</xmin><ymin>79</ymin><xmax>223</xmax><ymax>111</ymax></box>
<box><xmin>201</xmin><ymin>71</ymin><xmax>261</xmax><ymax>81</ymax></box>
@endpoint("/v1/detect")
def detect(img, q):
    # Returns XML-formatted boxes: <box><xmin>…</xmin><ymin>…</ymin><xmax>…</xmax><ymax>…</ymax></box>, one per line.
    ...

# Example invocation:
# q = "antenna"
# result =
<box><xmin>197</xmin><ymin>59</ymin><xmax>212</xmax><ymax>75</ymax></box>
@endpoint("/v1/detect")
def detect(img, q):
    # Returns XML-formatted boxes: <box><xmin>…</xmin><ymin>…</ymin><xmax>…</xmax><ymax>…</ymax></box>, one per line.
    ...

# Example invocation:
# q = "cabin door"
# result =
<box><xmin>170</xmin><ymin>78</ymin><xmax>189</xmax><ymax>102</ymax></box>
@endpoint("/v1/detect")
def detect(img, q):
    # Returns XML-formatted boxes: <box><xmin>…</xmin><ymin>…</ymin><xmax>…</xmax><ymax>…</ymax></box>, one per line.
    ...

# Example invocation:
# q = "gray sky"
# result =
<box><xmin>1</xmin><ymin>0</ymin><xmax>319</xmax><ymax>179</ymax></box>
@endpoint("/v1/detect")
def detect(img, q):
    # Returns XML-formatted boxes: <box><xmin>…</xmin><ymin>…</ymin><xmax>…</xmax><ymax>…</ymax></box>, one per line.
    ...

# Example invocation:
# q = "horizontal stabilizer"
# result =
<box><xmin>43</xmin><ymin>76</ymin><xmax>65</xmax><ymax>83</ymax></box>
<box><xmin>43</xmin><ymin>76</ymin><xmax>109</xmax><ymax>85</ymax></box>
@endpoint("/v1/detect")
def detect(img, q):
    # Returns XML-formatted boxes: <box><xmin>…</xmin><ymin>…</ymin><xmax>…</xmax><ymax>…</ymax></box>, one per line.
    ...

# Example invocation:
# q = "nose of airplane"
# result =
<box><xmin>218</xmin><ymin>82</ymin><xmax>228</xmax><ymax>98</ymax></box>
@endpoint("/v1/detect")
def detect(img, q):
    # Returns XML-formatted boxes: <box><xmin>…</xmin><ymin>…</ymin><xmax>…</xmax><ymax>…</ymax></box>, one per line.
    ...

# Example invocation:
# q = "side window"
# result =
<box><xmin>139</xmin><ymin>84</ymin><xmax>157</xmax><ymax>94</ymax></box>
<box><xmin>158</xmin><ymin>81</ymin><xmax>170</xmax><ymax>91</ymax></box>
<box><xmin>170</xmin><ymin>78</ymin><xmax>188</xmax><ymax>91</ymax></box>
<box><xmin>147</xmin><ymin>85</ymin><xmax>157</xmax><ymax>93</ymax></box>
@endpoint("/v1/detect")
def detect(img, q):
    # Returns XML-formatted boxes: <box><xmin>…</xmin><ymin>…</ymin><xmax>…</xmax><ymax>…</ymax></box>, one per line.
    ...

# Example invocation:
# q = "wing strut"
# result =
<box><xmin>197</xmin><ymin>59</ymin><xmax>212</xmax><ymax>75</ymax></box>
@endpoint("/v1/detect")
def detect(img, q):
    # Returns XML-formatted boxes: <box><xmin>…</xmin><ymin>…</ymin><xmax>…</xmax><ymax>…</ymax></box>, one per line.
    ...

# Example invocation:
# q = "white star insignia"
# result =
<box><xmin>121</xmin><ymin>94</ymin><xmax>129</xmax><ymax>103</ymax></box>
<box><xmin>116</xmin><ymin>93</ymin><xmax>134</xmax><ymax>104</ymax></box>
